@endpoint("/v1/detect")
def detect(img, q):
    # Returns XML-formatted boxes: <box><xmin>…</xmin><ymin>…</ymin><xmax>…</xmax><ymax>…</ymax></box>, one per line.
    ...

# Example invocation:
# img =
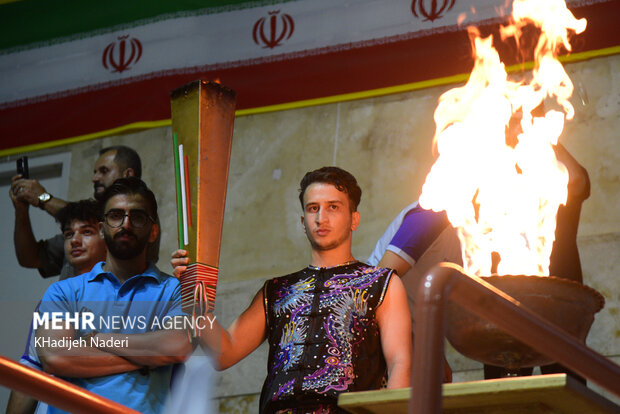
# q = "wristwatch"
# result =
<box><xmin>38</xmin><ymin>192</ymin><xmax>52</xmax><ymax>209</ymax></box>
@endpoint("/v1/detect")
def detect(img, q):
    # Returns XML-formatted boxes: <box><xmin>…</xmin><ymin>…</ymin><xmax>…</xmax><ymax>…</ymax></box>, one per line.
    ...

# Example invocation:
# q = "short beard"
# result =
<box><xmin>104</xmin><ymin>230</ymin><xmax>148</xmax><ymax>260</ymax></box>
<box><xmin>93</xmin><ymin>186</ymin><xmax>105</xmax><ymax>201</ymax></box>
<box><xmin>307</xmin><ymin>236</ymin><xmax>333</xmax><ymax>251</ymax></box>
<box><xmin>305</xmin><ymin>228</ymin><xmax>351</xmax><ymax>252</ymax></box>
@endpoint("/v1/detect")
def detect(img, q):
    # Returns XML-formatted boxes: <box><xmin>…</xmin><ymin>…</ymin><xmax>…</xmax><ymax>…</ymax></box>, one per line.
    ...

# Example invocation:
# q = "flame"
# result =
<box><xmin>419</xmin><ymin>0</ymin><xmax>586</xmax><ymax>276</ymax></box>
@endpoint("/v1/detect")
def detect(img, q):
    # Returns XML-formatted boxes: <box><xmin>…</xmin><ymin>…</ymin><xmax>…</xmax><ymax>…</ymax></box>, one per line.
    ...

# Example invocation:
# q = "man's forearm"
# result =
<box><xmin>13</xmin><ymin>206</ymin><xmax>41</xmax><ymax>268</ymax></box>
<box><xmin>36</xmin><ymin>328</ymin><xmax>142</xmax><ymax>378</ymax></box>
<box><xmin>386</xmin><ymin>358</ymin><xmax>411</xmax><ymax>389</ymax></box>
<box><xmin>41</xmin><ymin>196</ymin><xmax>68</xmax><ymax>218</ymax></box>
<box><xmin>198</xmin><ymin>316</ymin><xmax>230</xmax><ymax>369</ymax></box>
<box><xmin>197</xmin><ymin>290</ymin><xmax>267</xmax><ymax>370</ymax></box>
<box><xmin>95</xmin><ymin>329</ymin><xmax>192</xmax><ymax>368</ymax></box>
<box><xmin>39</xmin><ymin>345</ymin><xmax>141</xmax><ymax>378</ymax></box>
<box><xmin>378</xmin><ymin>250</ymin><xmax>411</xmax><ymax>278</ymax></box>
<box><xmin>6</xmin><ymin>389</ymin><xmax>38</xmax><ymax>414</ymax></box>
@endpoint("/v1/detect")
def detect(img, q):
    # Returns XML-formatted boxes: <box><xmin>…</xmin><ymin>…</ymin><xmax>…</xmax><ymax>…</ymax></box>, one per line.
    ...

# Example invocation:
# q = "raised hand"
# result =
<box><xmin>171</xmin><ymin>249</ymin><xmax>190</xmax><ymax>278</ymax></box>
<box><xmin>10</xmin><ymin>174</ymin><xmax>47</xmax><ymax>207</ymax></box>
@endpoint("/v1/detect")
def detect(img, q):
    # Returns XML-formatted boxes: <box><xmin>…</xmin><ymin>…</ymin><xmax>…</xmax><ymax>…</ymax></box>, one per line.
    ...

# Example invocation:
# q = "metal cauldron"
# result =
<box><xmin>446</xmin><ymin>275</ymin><xmax>605</xmax><ymax>371</ymax></box>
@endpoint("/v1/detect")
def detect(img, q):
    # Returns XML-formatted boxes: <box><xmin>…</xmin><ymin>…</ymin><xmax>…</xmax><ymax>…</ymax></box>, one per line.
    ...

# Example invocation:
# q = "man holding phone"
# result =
<box><xmin>12</xmin><ymin>155</ymin><xmax>68</xmax><ymax>217</ymax></box>
<box><xmin>16</xmin><ymin>156</ymin><xmax>29</xmax><ymax>178</ymax></box>
<box><xmin>9</xmin><ymin>145</ymin><xmax>156</xmax><ymax>280</ymax></box>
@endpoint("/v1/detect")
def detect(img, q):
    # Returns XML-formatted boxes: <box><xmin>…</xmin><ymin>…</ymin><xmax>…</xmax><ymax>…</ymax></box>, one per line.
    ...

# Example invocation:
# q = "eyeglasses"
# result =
<box><xmin>103</xmin><ymin>209</ymin><xmax>154</xmax><ymax>228</ymax></box>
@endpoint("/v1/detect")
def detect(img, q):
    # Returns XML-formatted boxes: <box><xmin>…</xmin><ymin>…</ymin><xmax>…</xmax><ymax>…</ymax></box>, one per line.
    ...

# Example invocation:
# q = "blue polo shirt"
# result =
<box><xmin>38</xmin><ymin>262</ymin><xmax>185</xmax><ymax>414</ymax></box>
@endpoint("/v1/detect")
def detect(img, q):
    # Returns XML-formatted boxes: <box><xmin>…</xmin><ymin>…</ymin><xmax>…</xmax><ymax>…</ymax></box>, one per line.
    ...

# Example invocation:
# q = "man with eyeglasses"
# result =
<box><xmin>34</xmin><ymin>177</ymin><xmax>191</xmax><ymax>414</ymax></box>
<box><xmin>9</xmin><ymin>145</ymin><xmax>159</xmax><ymax>280</ymax></box>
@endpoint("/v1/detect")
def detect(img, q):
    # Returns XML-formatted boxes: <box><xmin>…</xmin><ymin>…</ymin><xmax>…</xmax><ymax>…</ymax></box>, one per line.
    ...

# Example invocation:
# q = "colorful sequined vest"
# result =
<box><xmin>260</xmin><ymin>262</ymin><xmax>393</xmax><ymax>413</ymax></box>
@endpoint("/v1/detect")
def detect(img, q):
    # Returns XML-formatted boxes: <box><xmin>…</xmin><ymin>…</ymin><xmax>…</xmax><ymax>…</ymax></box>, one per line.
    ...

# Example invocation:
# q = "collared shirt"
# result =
<box><xmin>37</xmin><ymin>262</ymin><xmax>184</xmax><ymax>414</ymax></box>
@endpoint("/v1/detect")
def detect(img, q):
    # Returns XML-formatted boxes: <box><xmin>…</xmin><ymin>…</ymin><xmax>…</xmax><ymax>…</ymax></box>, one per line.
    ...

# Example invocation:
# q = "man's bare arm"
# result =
<box><xmin>96</xmin><ymin>320</ymin><xmax>192</xmax><ymax>368</ymax></box>
<box><xmin>39</xmin><ymin>197</ymin><xmax>68</xmax><ymax>217</ymax></box>
<box><xmin>376</xmin><ymin>274</ymin><xmax>412</xmax><ymax>388</ymax></box>
<box><xmin>171</xmin><ymin>249</ymin><xmax>267</xmax><ymax>370</ymax></box>
<box><xmin>10</xmin><ymin>175</ymin><xmax>68</xmax><ymax>269</ymax></box>
<box><xmin>6</xmin><ymin>390</ymin><xmax>37</xmax><ymax>414</ymax></box>
<box><xmin>199</xmin><ymin>289</ymin><xmax>267</xmax><ymax>370</ymax></box>
<box><xmin>378</xmin><ymin>250</ymin><xmax>412</xmax><ymax>277</ymax></box>
<box><xmin>36</xmin><ymin>327</ymin><xmax>142</xmax><ymax>378</ymax></box>
<box><xmin>12</xmin><ymin>201</ymin><xmax>41</xmax><ymax>269</ymax></box>
<box><xmin>10</xmin><ymin>175</ymin><xmax>68</xmax><ymax>217</ymax></box>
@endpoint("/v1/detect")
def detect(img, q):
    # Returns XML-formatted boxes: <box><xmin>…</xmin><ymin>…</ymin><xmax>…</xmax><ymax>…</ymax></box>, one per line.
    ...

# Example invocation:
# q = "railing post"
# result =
<box><xmin>410</xmin><ymin>263</ymin><xmax>461</xmax><ymax>414</ymax></box>
<box><xmin>409</xmin><ymin>262</ymin><xmax>620</xmax><ymax>414</ymax></box>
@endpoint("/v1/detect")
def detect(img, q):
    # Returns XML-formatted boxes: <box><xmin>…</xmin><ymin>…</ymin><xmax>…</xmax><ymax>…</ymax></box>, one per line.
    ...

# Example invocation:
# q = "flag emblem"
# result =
<box><xmin>102</xmin><ymin>35</ymin><xmax>143</xmax><ymax>73</ymax></box>
<box><xmin>252</xmin><ymin>10</ymin><xmax>295</xmax><ymax>49</ymax></box>
<box><xmin>411</xmin><ymin>0</ymin><xmax>456</xmax><ymax>22</ymax></box>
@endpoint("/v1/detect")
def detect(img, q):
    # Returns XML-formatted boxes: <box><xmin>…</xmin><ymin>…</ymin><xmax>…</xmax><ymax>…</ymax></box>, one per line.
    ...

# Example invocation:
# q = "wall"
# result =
<box><xmin>3</xmin><ymin>53</ymin><xmax>618</xmax><ymax>411</ymax></box>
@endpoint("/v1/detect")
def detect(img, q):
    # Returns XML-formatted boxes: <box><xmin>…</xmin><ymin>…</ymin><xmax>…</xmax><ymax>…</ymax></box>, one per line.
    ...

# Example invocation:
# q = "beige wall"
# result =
<box><xmin>6</xmin><ymin>52</ymin><xmax>619</xmax><ymax>409</ymax></box>
<box><xmin>27</xmin><ymin>54</ymin><xmax>620</xmax><ymax>282</ymax></box>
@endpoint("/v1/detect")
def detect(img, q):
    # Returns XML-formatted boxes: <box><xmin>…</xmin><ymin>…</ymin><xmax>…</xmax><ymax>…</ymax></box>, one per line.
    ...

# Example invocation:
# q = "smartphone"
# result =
<box><xmin>16</xmin><ymin>156</ymin><xmax>29</xmax><ymax>179</ymax></box>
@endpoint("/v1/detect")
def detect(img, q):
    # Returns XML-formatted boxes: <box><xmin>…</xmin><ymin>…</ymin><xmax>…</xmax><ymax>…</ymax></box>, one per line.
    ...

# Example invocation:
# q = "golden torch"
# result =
<box><xmin>170</xmin><ymin>80</ymin><xmax>236</xmax><ymax>333</ymax></box>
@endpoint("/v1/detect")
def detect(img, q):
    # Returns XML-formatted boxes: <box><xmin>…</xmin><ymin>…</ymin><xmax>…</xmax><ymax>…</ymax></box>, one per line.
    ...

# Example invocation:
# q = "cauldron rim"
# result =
<box><xmin>445</xmin><ymin>274</ymin><xmax>605</xmax><ymax>369</ymax></box>
<box><xmin>478</xmin><ymin>274</ymin><xmax>605</xmax><ymax>312</ymax></box>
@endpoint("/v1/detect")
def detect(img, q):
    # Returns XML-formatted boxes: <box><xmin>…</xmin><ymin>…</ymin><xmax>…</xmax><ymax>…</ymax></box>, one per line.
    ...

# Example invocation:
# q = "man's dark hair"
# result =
<box><xmin>100</xmin><ymin>177</ymin><xmax>158</xmax><ymax>221</ymax></box>
<box><xmin>56</xmin><ymin>199</ymin><xmax>102</xmax><ymax>231</ymax></box>
<box><xmin>100</xmin><ymin>145</ymin><xmax>142</xmax><ymax>178</ymax></box>
<box><xmin>298</xmin><ymin>166</ymin><xmax>362</xmax><ymax>212</ymax></box>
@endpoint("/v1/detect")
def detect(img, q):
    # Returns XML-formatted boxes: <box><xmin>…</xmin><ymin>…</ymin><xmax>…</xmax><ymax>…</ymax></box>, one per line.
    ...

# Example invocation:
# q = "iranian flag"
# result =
<box><xmin>0</xmin><ymin>0</ymin><xmax>618</xmax><ymax>153</ymax></box>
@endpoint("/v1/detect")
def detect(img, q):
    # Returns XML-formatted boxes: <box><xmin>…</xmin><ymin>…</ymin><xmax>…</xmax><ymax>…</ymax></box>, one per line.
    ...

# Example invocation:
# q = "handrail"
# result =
<box><xmin>0</xmin><ymin>355</ymin><xmax>140</xmax><ymax>414</ymax></box>
<box><xmin>410</xmin><ymin>262</ymin><xmax>620</xmax><ymax>414</ymax></box>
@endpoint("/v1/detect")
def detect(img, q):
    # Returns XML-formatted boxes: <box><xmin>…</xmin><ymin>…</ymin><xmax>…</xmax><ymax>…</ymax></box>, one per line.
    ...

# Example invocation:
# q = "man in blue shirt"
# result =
<box><xmin>35</xmin><ymin>177</ymin><xmax>192</xmax><ymax>414</ymax></box>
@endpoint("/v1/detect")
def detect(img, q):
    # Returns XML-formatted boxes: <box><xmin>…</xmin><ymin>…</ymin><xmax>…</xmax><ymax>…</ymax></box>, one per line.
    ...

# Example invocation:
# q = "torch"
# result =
<box><xmin>170</xmin><ymin>80</ymin><xmax>236</xmax><ymax>334</ymax></box>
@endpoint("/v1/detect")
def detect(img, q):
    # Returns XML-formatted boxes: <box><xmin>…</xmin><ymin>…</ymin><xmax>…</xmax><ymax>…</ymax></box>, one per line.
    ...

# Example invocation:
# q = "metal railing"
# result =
<box><xmin>0</xmin><ymin>355</ymin><xmax>139</xmax><ymax>414</ymax></box>
<box><xmin>4</xmin><ymin>263</ymin><xmax>619</xmax><ymax>413</ymax></box>
<box><xmin>410</xmin><ymin>262</ymin><xmax>620</xmax><ymax>414</ymax></box>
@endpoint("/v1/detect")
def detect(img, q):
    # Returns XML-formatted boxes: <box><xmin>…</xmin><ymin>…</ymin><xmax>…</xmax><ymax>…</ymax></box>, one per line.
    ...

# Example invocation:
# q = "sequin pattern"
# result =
<box><xmin>260</xmin><ymin>262</ymin><xmax>391</xmax><ymax>413</ymax></box>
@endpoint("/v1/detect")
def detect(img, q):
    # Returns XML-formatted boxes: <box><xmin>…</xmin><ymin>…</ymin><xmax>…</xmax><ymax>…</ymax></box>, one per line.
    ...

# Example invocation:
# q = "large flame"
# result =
<box><xmin>419</xmin><ymin>0</ymin><xmax>586</xmax><ymax>276</ymax></box>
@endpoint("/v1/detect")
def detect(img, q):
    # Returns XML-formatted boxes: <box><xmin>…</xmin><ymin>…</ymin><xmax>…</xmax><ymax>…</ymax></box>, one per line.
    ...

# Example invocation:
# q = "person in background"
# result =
<box><xmin>367</xmin><ymin>143</ymin><xmax>590</xmax><ymax>382</ymax></box>
<box><xmin>483</xmin><ymin>143</ymin><xmax>591</xmax><ymax>380</ymax></box>
<box><xmin>9</xmin><ymin>145</ymin><xmax>158</xmax><ymax>280</ymax></box>
<box><xmin>172</xmin><ymin>166</ymin><xmax>411</xmax><ymax>413</ymax></box>
<box><xmin>6</xmin><ymin>199</ymin><xmax>106</xmax><ymax>414</ymax></box>
<box><xmin>367</xmin><ymin>202</ymin><xmax>460</xmax><ymax>383</ymax></box>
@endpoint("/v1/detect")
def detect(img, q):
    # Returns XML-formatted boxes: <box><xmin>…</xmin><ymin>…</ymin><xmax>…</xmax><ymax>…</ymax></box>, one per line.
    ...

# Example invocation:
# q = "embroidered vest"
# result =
<box><xmin>260</xmin><ymin>262</ymin><xmax>392</xmax><ymax>413</ymax></box>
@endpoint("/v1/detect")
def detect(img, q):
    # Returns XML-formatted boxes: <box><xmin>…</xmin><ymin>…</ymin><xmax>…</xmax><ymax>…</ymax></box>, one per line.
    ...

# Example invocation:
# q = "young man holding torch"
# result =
<box><xmin>173</xmin><ymin>166</ymin><xmax>411</xmax><ymax>413</ymax></box>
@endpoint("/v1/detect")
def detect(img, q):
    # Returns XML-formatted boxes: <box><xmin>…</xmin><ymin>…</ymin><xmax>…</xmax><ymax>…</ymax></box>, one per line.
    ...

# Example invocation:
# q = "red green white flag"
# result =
<box><xmin>0</xmin><ymin>0</ymin><xmax>618</xmax><ymax>152</ymax></box>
